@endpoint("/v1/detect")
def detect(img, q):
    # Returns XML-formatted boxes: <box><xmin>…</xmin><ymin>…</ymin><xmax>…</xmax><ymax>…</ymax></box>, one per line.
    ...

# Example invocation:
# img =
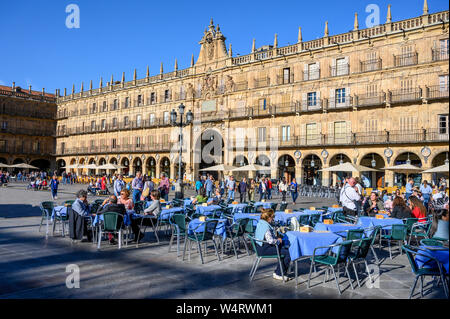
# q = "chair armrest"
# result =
<box><xmin>312</xmin><ymin>242</ymin><xmax>343</xmax><ymax>258</ymax></box>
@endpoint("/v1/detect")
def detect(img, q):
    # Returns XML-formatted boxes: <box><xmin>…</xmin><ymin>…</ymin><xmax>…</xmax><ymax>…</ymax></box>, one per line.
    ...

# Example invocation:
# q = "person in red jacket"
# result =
<box><xmin>409</xmin><ymin>196</ymin><xmax>427</xmax><ymax>222</ymax></box>
<box><xmin>267</xmin><ymin>178</ymin><xmax>273</xmax><ymax>200</ymax></box>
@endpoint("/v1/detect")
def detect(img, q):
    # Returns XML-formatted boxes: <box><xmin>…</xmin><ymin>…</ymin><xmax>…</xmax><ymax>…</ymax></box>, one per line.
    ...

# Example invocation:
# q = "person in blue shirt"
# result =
<box><xmin>195</xmin><ymin>178</ymin><xmax>203</xmax><ymax>195</ymax></box>
<box><xmin>254</xmin><ymin>208</ymin><xmax>291</xmax><ymax>281</ymax></box>
<box><xmin>290</xmin><ymin>178</ymin><xmax>298</xmax><ymax>204</ymax></box>
<box><xmin>113</xmin><ymin>174</ymin><xmax>126</xmax><ymax>197</ymax></box>
<box><xmin>419</xmin><ymin>180</ymin><xmax>433</xmax><ymax>209</ymax></box>
<box><xmin>204</xmin><ymin>175</ymin><xmax>215</xmax><ymax>198</ymax></box>
<box><xmin>50</xmin><ymin>175</ymin><xmax>59</xmax><ymax>200</ymax></box>
<box><xmin>70</xmin><ymin>190</ymin><xmax>92</xmax><ymax>242</ymax></box>
<box><xmin>405</xmin><ymin>178</ymin><xmax>414</xmax><ymax>200</ymax></box>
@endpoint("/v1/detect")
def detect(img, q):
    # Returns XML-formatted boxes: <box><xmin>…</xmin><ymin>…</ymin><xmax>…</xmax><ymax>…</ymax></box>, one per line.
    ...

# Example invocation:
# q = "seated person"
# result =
<box><xmin>383</xmin><ymin>195</ymin><xmax>393</xmax><ymax>213</ymax></box>
<box><xmin>192</xmin><ymin>187</ymin><xmax>208</xmax><ymax>205</ymax></box>
<box><xmin>254</xmin><ymin>208</ymin><xmax>291</xmax><ymax>281</ymax></box>
<box><xmin>363</xmin><ymin>193</ymin><xmax>384</xmax><ymax>216</ymax></box>
<box><xmin>87</xmin><ymin>181</ymin><xmax>98</xmax><ymax>195</ymax></box>
<box><xmin>429</xmin><ymin>208</ymin><xmax>449</xmax><ymax>241</ymax></box>
<box><xmin>409</xmin><ymin>196</ymin><xmax>427</xmax><ymax>222</ymax></box>
<box><xmin>389</xmin><ymin>196</ymin><xmax>412</xmax><ymax>219</ymax></box>
<box><xmin>41</xmin><ymin>179</ymin><xmax>48</xmax><ymax>189</ymax></box>
<box><xmin>131</xmin><ymin>190</ymin><xmax>161</xmax><ymax>243</ymax></box>
<box><xmin>207</xmin><ymin>189</ymin><xmax>222</xmax><ymax>205</ymax></box>
<box><xmin>118</xmin><ymin>189</ymin><xmax>134</xmax><ymax>211</ymax></box>
<box><xmin>70</xmin><ymin>190</ymin><xmax>93</xmax><ymax>242</ymax></box>
<box><xmin>95</xmin><ymin>195</ymin><xmax>126</xmax><ymax>245</ymax></box>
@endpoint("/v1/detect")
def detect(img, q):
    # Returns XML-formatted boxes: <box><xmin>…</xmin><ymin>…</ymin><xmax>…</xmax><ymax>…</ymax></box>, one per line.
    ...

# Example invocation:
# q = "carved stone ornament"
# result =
<box><xmin>202</xmin><ymin>74</ymin><xmax>217</xmax><ymax>97</ymax></box>
<box><xmin>225</xmin><ymin>75</ymin><xmax>235</xmax><ymax>93</ymax></box>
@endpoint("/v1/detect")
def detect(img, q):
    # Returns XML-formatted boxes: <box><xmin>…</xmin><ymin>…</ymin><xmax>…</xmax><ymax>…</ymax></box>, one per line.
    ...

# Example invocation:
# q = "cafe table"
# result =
<box><xmin>274</xmin><ymin>211</ymin><xmax>311</xmax><ymax>226</ymax></box>
<box><xmin>415</xmin><ymin>245</ymin><xmax>449</xmax><ymax>274</ymax></box>
<box><xmin>283</xmin><ymin>230</ymin><xmax>343</xmax><ymax>286</ymax></box>
<box><xmin>228</xmin><ymin>203</ymin><xmax>248</xmax><ymax>213</ymax></box>
<box><xmin>196</xmin><ymin>204</ymin><xmax>222</xmax><ymax>216</ymax></box>
<box><xmin>253</xmin><ymin>201</ymin><xmax>274</xmax><ymax>209</ymax></box>
<box><xmin>314</xmin><ymin>222</ymin><xmax>363</xmax><ymax>237</ymax></box>
<box><xmin>356</xmin><ymin>216</ymin><xmax>404</xmax><ymax>236</ymax></box>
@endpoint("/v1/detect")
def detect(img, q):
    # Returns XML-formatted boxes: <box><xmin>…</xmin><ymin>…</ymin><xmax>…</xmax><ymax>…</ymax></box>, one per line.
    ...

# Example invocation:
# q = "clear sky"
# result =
<box><xmin>0</xmin><ymin>0</ymin><xmax>448</xmax><ymax>94</ymax></box>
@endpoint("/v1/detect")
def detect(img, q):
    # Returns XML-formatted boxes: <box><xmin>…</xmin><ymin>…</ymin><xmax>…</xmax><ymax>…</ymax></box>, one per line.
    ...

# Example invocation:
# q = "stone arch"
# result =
<box><xmin>194</xmin><ymin>129</ymin><xmax>224</xmax><ymax>180</ymax></box>
<box><xmin>359</xmin><ymin>153</ymin><xmax>386</xmax><ymax>188</ymax></box>
<box><xmin>431</xmin><ymin>151</ymin><xmax>449</xmax><ymax>167</ymax></box>
<box><xmin>160</xmin><ymin>156</ymin><xmax>170</xmax><ymax>177</ymax></box>
<box><xmin>277</xmin><ymin>154</ymin><xmax>295</xmax><ymax>182</ymax></box>
<box><xmin>393</xmin><ymin>152</ymin><xmax>422</xmax><ymax>186</ymax></box>
<box><xmin>120</xmin><ymin>157</ymin><xmax>130</xmax><ymax>175</ymax></box>
<box><xmin>145</xmin><ymin>156</ymin><xmax>157</xmax><ymax>179</ymax></box>
<box><xmin>302</xmin><ymin>154</ymin><xmax>322</xmax><ymax>186</ymax></box>
<box><xmin>133</xmin><ymin>157</ymin><xmax>143</xmax><ymax>175</ymax></box>
<box><xmin>0</xmin><ymin>157</ymin><xmax>7</xmax><ymax>165</ymax></box>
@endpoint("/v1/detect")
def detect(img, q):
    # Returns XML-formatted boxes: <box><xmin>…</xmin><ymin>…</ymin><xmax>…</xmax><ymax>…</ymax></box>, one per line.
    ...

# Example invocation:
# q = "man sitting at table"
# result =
<box><xmin>69</xmin><ymin>190</ymin><xmax>93</xmax><ymax>242</ymax></box>
<box><xmin>254</xmin><ymin>208</ymin><xmax>292</xmax><ymax>281</ymax></box>
<box><xmin>130</xmin><ymin>190</ymin><xmax>161</xmax><ymax>243</ymax></box>
<box><xmin>363</xmin><ymin>192</ymin><xmax>385</xmax><ymax>216</ymax></box>
<box><xmin>95</xmin><ymin>195</ymin><xmax>126</xmax><ymax>245</ymax></box>
<box><xmin>207</xmin><ymin>188</ymin><xmax>222</xmax><ymax>205</ymax></box>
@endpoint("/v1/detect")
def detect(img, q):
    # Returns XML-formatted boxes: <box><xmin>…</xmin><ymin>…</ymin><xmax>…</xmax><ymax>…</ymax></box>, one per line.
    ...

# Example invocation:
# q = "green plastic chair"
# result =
<box><xmin>134</xmin><ymin>201</ymin><xmax>146</xmax><ymax>214</ymax></box>
<box><xmin>97</xmin><ymin>212</ymin><xmax>125</xmax><ymax>249</ymax></box>
<box><xmin>183</xmin><ymin>219</ymin><xmax>221</xmax><ymax>264</ymax></box>
<box><xmin>348</xmin><ymin>238</ymin><xmax>374</xmax><ymax>287</ymax></box>
<box><xmin>224</xmin><ymin>218</ymin><xmax>250</xmax><ymax>259</ymax></box>
<box><xmin>367</xmin><ymin>225</ymin><xmax>383</xmax><ymax>264</ymax></box>
<box><xmin>278</xmin><ymin>203</ymin><xmax>288</xmax><ymax>211</ymax></box>
<box><xmin>168</xmin><ymin>213</ymin><xmax>187</xmax><ymax>257</ymax></box>
<box><xmin>270</xmin><ymin>203</ymin><xmax>278</xmax><ymax>211</ymax></box>
<box><xmin>39</xmin><ymin>201</ymin><xmax>56</xmax><ymax>234</ymax></box>
<box><xmin>420</xmin><ymin>239</ymin><xmax>445</xmax><ymax>247</ymax></box>
<box><xmin>402</xmin><ymin>245</ymin><xmax>448</xmax><ymax>299</ymax></box>
<box><xmin>247</xmin><ymin>235</ymin><xmax>287</xmax><ymax>283</ymax></box>
<box><xmin>381</xmin><ymin>224</ymin><xmax>408</xmax><ymax>259</ymax></box>
<box><xmin>64</xmin><ymin>200</ymin><xmax>75</xmax><ymax>206</ymax></box>
<box><xmin>309</xmin><ymin>214</ymin><xmax>321</xmax><ymax>227</ymax></box>
<box><xmin>307</xmin><ymin>240</ymin><xmax>355</xmax><ymax>295</ymax></box>
<box><xmin>347</xmin><ymin>229</ymin><xmax>365</xmax><ymax>240</ymax></box>
<box><xmin>298</xmin><ymin>214</ymin><xmax>310</xmax><ymax>226</ymax></box>
<box><xmin>332</xmin><ymin>210</ymin><xmax>345</xmax><ymax>223</ymax></box>
<box><xmin>408</xmin><ymin>221</ymin><xmax>432</xmax><ymax>245</ymax></box>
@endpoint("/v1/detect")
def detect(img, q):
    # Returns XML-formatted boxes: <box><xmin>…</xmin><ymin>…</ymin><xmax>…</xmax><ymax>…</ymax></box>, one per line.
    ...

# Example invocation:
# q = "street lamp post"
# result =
<box><xmin>170</xmin><ymin>103</ymin><xmax>194</xmax><ymax>197</ymax></box>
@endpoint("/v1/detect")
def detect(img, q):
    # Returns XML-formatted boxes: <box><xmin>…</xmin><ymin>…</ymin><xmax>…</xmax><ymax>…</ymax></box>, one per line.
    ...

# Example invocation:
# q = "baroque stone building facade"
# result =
<box><xmin>55</xmin><ymin>4</ymin><xmax>449</xmax><ymax>187</ymax></box>
<box><xmin>0</xmin><ymin>83</ymin><xmax>56</xmax><ymax>171</ymax></box>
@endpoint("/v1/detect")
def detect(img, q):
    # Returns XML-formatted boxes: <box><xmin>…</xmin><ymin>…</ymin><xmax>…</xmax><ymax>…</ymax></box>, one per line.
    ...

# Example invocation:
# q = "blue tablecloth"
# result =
<box><xmin>145</xmin><ymin>200</ymin><xmax>171</xmax><ymax>209</ymax></box>
<box><xmin>51</xmin><ymin>206</ymin><xmax>68</xmax><ymax>220</ymax></box>
<box><xmin>92</xmin><ymin>210</ymin><xmax>133</xmax><ymax>226</ymax></box>
<box><xmin>327</xmin><ymin>207</ymin><xmax>343</xmax><ymax>213</ymax></box>
<box><xmin>415</xmin><ymin>246</ymin><xmax>449</xmax><ymax>274</ymax></box>
<box><xmin>274</xmin><ymin>211</ymin><xmax>310</xmax><ymax>226</ymax></box>
<box><xmin>284</xmin><ymin>231</ymin><xmax>343</xmax><ymax>261</ymax></box>
<box><xmin>253</xmin><ymin>202</ymin><xmax>273</xmax><ymax>209</ymax></box>
<box><xmin>196</xmin><ymin>205</ymin><xmax>222</xmax><ymax>216</ymax></box>
<box><xmin>233</xmin><ymin>213</ymin><xmax>261</xmax><ymax>225</ymax></box>
<box><xmin>188</xmin><ymin>218</ymin><xmax>228</xmax><ymax>240</ymax></box>
<box><xmin>228</xmin><ymin>203</ymin><xmax>248</xmax><ymax>213</ymax></box>
<box><xmin>314</xmin><ymin>222</ymin><xmax>363</xmax><ymax>237</ymax></box>
<box><xmin>184</xmin><ymin>199</ymin><xmax>193</xmax><ymax>208</ymax></box>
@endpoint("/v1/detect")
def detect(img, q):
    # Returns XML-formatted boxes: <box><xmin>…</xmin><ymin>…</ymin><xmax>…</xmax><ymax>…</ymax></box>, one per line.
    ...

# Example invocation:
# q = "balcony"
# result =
<box><xmin>233</xmin><ymin>81</ymin><xmax>248</xmax><ymax>92</ymax></box>
<box><xmin>359</xmin><ymin>58</ymin><xmax>382</xmax><ymax>73</ymax></box>
<box><xmin>432</xmin><ymin>48</ymin><xmax>449</xmax><ymax>62</ymax></box>
<box><xmin>56</xmin><ymin>143</ymin><xmax>175</xmax><ymax>156</ymax></box>
<box><xmin>303</xmin><ymin>70</ymin><xmax>320</xmax><ymax>81</ymax></box>
<box><xmin>427</xmin><ymin>85</ymin><xmax>449</xmax><ymax>100</ymax></box>
<box><xmin>254</xmin><ymin>77</ymin><xmax>270</xmax><ymax>89</ymax></box>
<box><xmin>269</xmin><ymin>102</ymin><xmax>298</xmax><ymax>115</ymax></box>
<box><xmin>355</xmin><ymin>92</ymin><xmax>386</xmax><ymax>107</ymax></box>
<box><xmin>393</xmin><ymin>52</ymin><xmax>418</xmax><ymax>67</ymax></box>
<box><xmin>327</xmin><ymin>96</ymin><xmax>353</xmax><ymax>109</ymax></box>
<box><xmin>0</xmin><ymin>105</ymin><xmax>55</xmax><ymax>120</ymax></box>
<box><xmin>276</xmin><ymin>73</ymin><xmax>294</xmax><ymax>85</ymax></box>
<box><xmin>390</xmin><ymin>88</ymin><xmax>422</xmax><ymax>104</ymax></box>
<box><xmin>300</xmin><ymin>99</ymin><xmax>323</xmax><ymax>112</ymax></box>
<box><xmin>1</xmin><ymin>146</ymin><xmax>52</xmax><ymax>156</ymax></box>
<box><xmin>330</xmin><ymin>64</ymin><xmax>349</xmax><ymax>77</ymax></box>
<box><xmin>1</xmin><ymin>126</ymin><xmax>54</xmax><ymax>136</ymax></box>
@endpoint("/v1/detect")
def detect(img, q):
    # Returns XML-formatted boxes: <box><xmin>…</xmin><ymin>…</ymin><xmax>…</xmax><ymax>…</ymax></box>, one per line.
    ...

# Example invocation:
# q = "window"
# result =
<box><xmin>101</xmin><ymin>119</ymin><xmax>106</xmax><ymax>130</ymax></box>
<box><xmin>162</xmin><ymin>134</ymin><xmax>169</xmax><ymax>146</ymax></box>
<box><xmin>335</xmin><ymin>58</ymin><xmax>348</xmax><ymax>76</ymax></box>
<box><xmin>401</xmin><ymin>79</ymin><xmax>413</xmax><ymax>93</ymax></box>
<box><xmin>32</xmin><ymin>141</ymin><xmax>40</xmax><ymax>152</ymax></box>
<box><xmin>164</xmin><ymin>90</ymin><xmax>170</xmax><ymax>102</ymax></box>
<box><xmin>257</xmin><ymin>127</ymin><xmax>266</xmax><ymax>142</ymax></box>
<box><xmin>281</xmin><ymin>126</ymin><xmax>290</xmax><ymax>142</ymax></box>
<box><xmin>124</xmin><ymin>116</ymin><xmax>129</xmax><ymax>126</ymax></box>
<box><xmin>399</xmin><ymin>117</ymin><xmax>417</xmax><ymax>132</ymax></box>
<box><xmin>112</xmin><ymin>117</ymin><xmax>117</xmax><ymax>127</ymax></box>
<box><xmin>439</xmin><ymin>75</ymin><xmax>449</xmax><ymax>91</ymax></box>
<box><xmin>149</xmin><ymin>113</ymin><xmax>155</xmax><ymax>125</ymax></box>
<box><xmin>113</xmin><ymin>99</ymin><xmax>118</xmax><ymax>110</ymax></box>
<box><xmin>136</xmin><ymin>114</ymin><xmax>142</xmax><ymax>127</ymax></box>
<box><xmin>0</xmin><ymin>140</ymin><xmax>6</xmax><ymax>151</ymax></box>
<box><xmin>148</xmin><ymin>135</ymin><xmax>155</xmax><ymax>147</ymax></box>
<box><xmin>366</xmin><ymin>84</ymin><xmax>377</xmax><ymax>97</ymax></box>
<box><xmin>125</xmin><ymin>97</ymin><xmax>129</xmax><ymax>108</ymax></box>
<box><xmin>163</xmin><ymin>111</ymin><xmax>169</xmax><ymax>124</ymax></box>
<box><xmin>258</xmin><ymin>98</ymin><xmax>267</xmax><ymax>111</ymax></box>
<box><xmin>137</xmin><ymin>95</ymin><xmax>142</xmax><ymax>106</ymax></box>
<box><xmin>92</xmin><ymin>103</ymin><xmax>97</xmax><ymax>113</ymax></box>
<box><xmin>283</xmin><ymin>68</ymin><xmax>291</xmax><ymax>84</ymax></box>
<box><xmin>307</xmin><ymin>92</ymin><xmax>317</xmax><ymax>106</ymax></box>
<box><xmin>364</xmin><ymin>119</ymin><xmax>378</xmax><ymax>133</ymax></box>
<box><xmin>307</xmin><ymin>63</ymin><xmax>319</xmax><ymax>80</ymax></box>
<box><xmin>306</xmin><ymin>123</ymin><xmax>318</xmax><ymax>144</ymax></box>
<box><xmin>136</xmin><ymin>137</ymin><xmax>141</xmax><ymax>148</ymax></box>
<box><xmin>179</xmin><ymin>86</ymin><xmax>186</xmax><ymax>100</ymax></box>
<box><xmin>102</xmin><ymin>101</ymin><xmax>107</xmax><ymax>112</ymax></box>
<box><xmin>90</xmin><ymin>120</ymin><xmax>96</xmax><ymax>131</ymax></box>
<box><xmin>112</xmin><ymin>138</ymin><xmax>117</xmax><ymax>149</ymax></box>
<box><xmin>1</xmin><ymin>121</ymin><xmax>7</xmax><ymax>130</ymax></box>
<box><xmin>335</xmin><ymin>88</ymin><xmax>346</xmax><ymax>104</ymax></box>
<box><xmin>90</xmin><ymin>140</ymin><xmax>95</xmax><ymax>148</ymax></box>
<box><xmin>334</xmin><ymin>121</ymin><xmax>347</xmax><ymax>143</ymax></box>
<box><xmin>150</xmin><ymin>92</ymin><xmax>156</xmax><ymax>104</ymax></box>
<box><xmin>439</xmin><ymin>114</ymin><xmax>449</xmax><ymax>135</ymax></box>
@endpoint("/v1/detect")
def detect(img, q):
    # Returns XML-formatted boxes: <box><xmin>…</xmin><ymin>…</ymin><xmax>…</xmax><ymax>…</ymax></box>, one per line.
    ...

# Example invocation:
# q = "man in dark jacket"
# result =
<box><xmin>238</xmin><ymin>177</ymin><xmax>248</xmax><ymax>203</ymax></box>
<box><xmin>95</xmin><ymin>195</ymin><xmax>125</xmax><ymax>245</ymax></box>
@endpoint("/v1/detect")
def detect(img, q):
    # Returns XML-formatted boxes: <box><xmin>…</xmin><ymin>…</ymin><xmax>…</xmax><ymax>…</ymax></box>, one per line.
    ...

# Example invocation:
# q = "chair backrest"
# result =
<box><xmin>270</xmin><ymin>203</ymin><xmax>278</xmax><ymax>211</ymax></box>
<box><xmin>64</xmin><ymin>200</ymin><xmax>75</xmax><ymax>206</ymax></box>
<box><xmin>368</xmin><ymin>225</ymin><xmax>382</xmax><ymax>245</ymax></box>
<box><xmin>279</xmin><ymin>203</ymin><xmax>288</xmax><ymax>211</ymax></box>
<box><xmin>401</xmin><ymin>245</ymin><xmax>437</xmax><ymax>275</ymax></box>
<box><xmin>347</xmin><ymin>229</ymin><xmax>364</xmax><ymax>240</ymax></box>
<box><xmin>93</xmin><ymin>199</ymin><xmax>104</xmax><ymax>205</ymax></box>
<box><xmin>404</xmin><ymin>218</ymin><xmax>418</xmax><ymax>233</ymax></box>
<box><xmin>40</xmin><ymin>201</ymin><xmax>55</xmax><ymax>215</ymax></box>
<box><xmin>202</xmin><ymin>219</ymin><xmax>219</xmax><ymax>240</ymax></box>
<box><xmin>309</xmin><ymin>213</ymin><xmax>321</xmax><ymax>226</ymax></box>
<box><xmin>102</xmin><ymin>212</ymin><xmax>123</xmax><ymax>232</ymax></box>
<box><xmin>171</xmin><ymin>213</ymin><xmax>187</xmax><ymax>233</ymax></box>
<box><xmin>232</xmin><ymin>218</ymin><xmax>249</xmax><ymax>236</ymax></box>
<box><xmin>353</xmin><ymin>238</ymin><xmax>372</xmax><ymax>259</ymax></box>
<box><xmin>390</xmin><ymin>224</ymin><xmax>408</xmax><ymax>241</ymax></box>
<box><xmin>298</xmin><ymin>214</ymin><xmax>310</xmax><ymax>226</ymax></box>
<box><xmin>420</xmin><ymin>239</ymin><xmax>444</xmax><ymax>247</ymax></box>
<box><xmin>212</xmin><ymin>209</ymin><xmax>224</xmax><ymax>219</ymax></box>
<box><xmin>134</xmin><ymin>201</ymin><xmax>145</xmax><ymax>214</ymax></box>
<box><xmin>245</xmin><ymin>219</ymin><xmax>257</xmax><ymax>234</ymax></box>
<box><xmin>335</xmin><ymin>240</ymin><xmax>354</xmax><ymax>264</ymax></box>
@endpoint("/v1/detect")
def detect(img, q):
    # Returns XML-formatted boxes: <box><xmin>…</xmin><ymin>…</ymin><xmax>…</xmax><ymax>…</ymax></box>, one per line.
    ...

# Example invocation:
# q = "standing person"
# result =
<box><xmin>290</xmin><ymin>178</ymin><xmax>298</xmax><ymax>205</ymax></box>
<box><xmin>419</xmin><ymin>180</ymin><xmax>433</xmax><ymax>209</ymax></box>
<box><xmin>238</xmin><ymin>177</ymin><xmax>248</xmax><ymax>203</ymax></box>
<box><xmin>226</xmin><ymin>175</ymin><xmax>236</xmax><ymax>201</ymax></box>
<box><xmin>204</xmin><ymin>175</ymin><xmax>215</xmax><ymax>198</ymax></box>
<box><xmin>114</xmin><ymin>174</ymin><xmax>125</xmax><ymax>198</ymax></box>
<box><xmin>141</xmin><ymin>176</ymin><xmax>155</xmax><ymax>201</ymax></box>
<box><xmin>248</xmin><ymin>179</ymin><xmax>256</xmax><ymax>202</ymax></box>
<box><xmin>131</xmin><ymin>171</ymin><xmax>143</xmax><ymax>203</ymax></box>
<box><xmin>405</xmin><ymin>178</ymin><xmax>414</xmax><ymax>200</ymax></box>
<box><xmin>159</xmin><ymin>173</ymin><xmax>170</xmax><ymax>202</ymax></box>
<box><xmin>279</xmin><ymin>177</ymin><xmax>288</xmax><ymax>203</ymax></box>
<box><xmin>50</xmin><ymin>175</ymin><xmax>59</xmax><ymax>200</ymax></box>
<box><xmin>259</xmin><ymin>177</ymin><xmax>267</xmax><ymax>201</ymax></box>
<box><xmin>195</xmin><ymin>178</ymin><xmax>203</xmax><ymax>195</ymax></box>
<box><xmin>101</xmin><ymin>175</ymin><xmax>107</xmax><ymax>193</ymax></box>
<box><xmin>339</xmin><ymin>177</ymin><xmax>361</xmax><ymax>217</ymax></box>
<box><xmin>266</xmin><ymin>178</ymin><xmax>273</xmax><ymax>200</ymax></box>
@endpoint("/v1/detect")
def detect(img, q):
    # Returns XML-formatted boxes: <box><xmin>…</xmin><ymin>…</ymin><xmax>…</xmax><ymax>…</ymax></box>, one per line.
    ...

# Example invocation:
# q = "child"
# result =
<box><xmin>50</xmin><ymin>175</ymin><xmax>59</xmax><ymax>200</ymax></box>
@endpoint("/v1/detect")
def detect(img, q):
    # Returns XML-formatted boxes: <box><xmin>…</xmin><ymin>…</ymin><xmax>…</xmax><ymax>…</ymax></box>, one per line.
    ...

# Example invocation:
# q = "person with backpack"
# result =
<box><xmin>50</xmin><ymin>175</ymin><xmax>59</xmax><ymax>200</ymax></box>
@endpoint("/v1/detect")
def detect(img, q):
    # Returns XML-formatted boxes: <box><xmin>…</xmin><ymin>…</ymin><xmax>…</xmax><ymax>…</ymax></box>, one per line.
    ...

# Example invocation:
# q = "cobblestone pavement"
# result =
<box><xmin>0</xmin><ymin>183</ymin><xmax>446</xmax><ymax>299</ymax></box>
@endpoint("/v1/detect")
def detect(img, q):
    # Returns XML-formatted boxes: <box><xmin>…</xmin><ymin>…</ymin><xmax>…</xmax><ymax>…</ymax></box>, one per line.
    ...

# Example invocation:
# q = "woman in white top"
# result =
<box><xmin>278</xmin><ymin>177</ymin><xmax>288</xmax><ymax>202</ymax></box>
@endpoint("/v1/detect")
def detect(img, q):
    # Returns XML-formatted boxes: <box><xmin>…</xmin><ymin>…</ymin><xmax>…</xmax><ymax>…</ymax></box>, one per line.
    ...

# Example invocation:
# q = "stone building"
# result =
<box><xmin>0</xmin><ymin>83</ymin><xmax>56</xmax><ymax>171</ymax></box>
<box><xmin>55</xmin><ymin>3</ymin><xmax>449</xmax><ymax>187</ymax></box>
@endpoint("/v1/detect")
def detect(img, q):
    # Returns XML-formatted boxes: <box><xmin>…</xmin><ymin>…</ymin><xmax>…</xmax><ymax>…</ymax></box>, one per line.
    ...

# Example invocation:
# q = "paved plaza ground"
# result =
<box><xmin>0</xmin><ymin>183</ymin><xmax>446</xmax><ymax>299</ymax></box>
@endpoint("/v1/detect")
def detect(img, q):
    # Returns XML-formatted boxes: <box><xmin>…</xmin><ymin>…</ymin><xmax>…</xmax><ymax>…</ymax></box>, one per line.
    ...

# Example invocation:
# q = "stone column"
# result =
<box><xmin>295</xmin><ymin>164</ymin><xmax>302</xmax><ymax>184</ymax></box>
<box><xmin>156</xmin><ymin>160</ymin><xmax>161</xmax><ymax>179</ymax></box>
<box><xmin>170</xmin><ymin>163</ymin><xmax>175</xmax><ymax>180</ymax></box>
<box><xmin>385</xmin><ymin>170</ymin><xmax>394</xmax><ymax>187</ymax></box>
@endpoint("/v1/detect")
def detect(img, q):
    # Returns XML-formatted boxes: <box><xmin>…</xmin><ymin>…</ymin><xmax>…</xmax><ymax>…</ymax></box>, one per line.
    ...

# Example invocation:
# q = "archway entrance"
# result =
<box><xmin>160</xmin><ymin>157</ymin><xmax>170</xmax><ymax>177</ymax></box>
<box><xmin>232</xmin><ymin>155</ymin><xmax>249</xmax><ymax>181</ymax></box>
<box><xmin>88</xmin><ymin>158</ymin><xmax>96</xmax><ymax>176</ymax></box>
<box><xmin>133</xmin><ymin>158</ymin><xmax>143</xmax><ymax>176</ymax></box>
<box><xmin>394</xmin><ymin>152</ymin><xmax>422</xmax><ymax>186</ymax></box>
<box><xmin>195</xmin><ymin>129</ymin><xmax>224</xmax><ymax>180</ymax></box>
<box><xmin>278</xmin><ymin>155</ymin><xmax>295</xmax><ymax>183</ymax></box>
<box><xmin>302</xmin><ymin>154</ymin><xmax>322</xmax><ymax>186</ymax></box>
<box><xmin>30</xmin><ymin>159</ymin><xmax>51</xmax><ymax>171</ymax></box>
<box><xmin>120</xmin><ymin>157</ymin><xmax>130</xmax><ymax>176</ymax></box>
<box><xmin>360</xmin><ymin>153</ymin><xmax>385</xmax><ymax>188</ymax></box>
<box><xmin>146</xmin><ymin>157</ymin><xmax>157</xmax><ymax>179</ymax></box>
<box><xmin>255</xmin><ymin>155</ymin><xmax>271</xmax><ymax>179</ymax></box>
<box><xmin>98</xmin><ymin>158</ymin><xmax>107</xmax><ymax>175</ymax></box>
<box><xmin>329</xmin><ymin>153</ymin><xmax>352</xmax><ymax>186</ymax></box>
<box><xmin>431</xmin><ymin>151</ymin><xmax>449</xmax><ymax>186</ymax></box>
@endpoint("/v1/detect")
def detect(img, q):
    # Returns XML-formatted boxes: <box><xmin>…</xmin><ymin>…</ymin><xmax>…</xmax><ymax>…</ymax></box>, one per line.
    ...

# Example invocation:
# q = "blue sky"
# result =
<box><xmin>0</xmin><ymin>0</ymin><xmax>448</xmax><ymax>94</ymax></box>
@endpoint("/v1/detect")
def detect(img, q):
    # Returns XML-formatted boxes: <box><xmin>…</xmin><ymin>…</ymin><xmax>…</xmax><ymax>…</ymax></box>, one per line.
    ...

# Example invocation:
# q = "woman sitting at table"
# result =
<box><xmin>389</xmin><ymin>196</ymin><xmax>412</xmax><ymax>219</ymax></box>
<box><xmin>118</xmin><ymin>189</ymin><xmax>134</xmax><ymax>211</ymax></box>
<box><xmin>254</xmin><ymin>208</ymin><xmax>291</xmax><ymax>281</ymax></box>
<box><xmin>207</xmin><ymin>188</ymin><xmax>222</xmax><ymax>205</ymax></box>
<box><xmin>363</xmin><ymin>193</ymin><xmax>384</xmax><ymax>216</ymax></box>
<box><xmin>192</xmin><ymin>187</ymin><xmax>208</xmax><ymax>205</ymax></box>
<box><xmin>143</xmin><ymin>190</ymin><xmax>161</xmax><ymax>217</ymax></box>
<box><xmin>409</xmin><ymin>196</ymin><xmax>427</xmax><ymax>222</ymax></box>
<box><xmin>429</xmin><ymin>208</ymin><xmax>449</xmax><ymax>240</ymax></box>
